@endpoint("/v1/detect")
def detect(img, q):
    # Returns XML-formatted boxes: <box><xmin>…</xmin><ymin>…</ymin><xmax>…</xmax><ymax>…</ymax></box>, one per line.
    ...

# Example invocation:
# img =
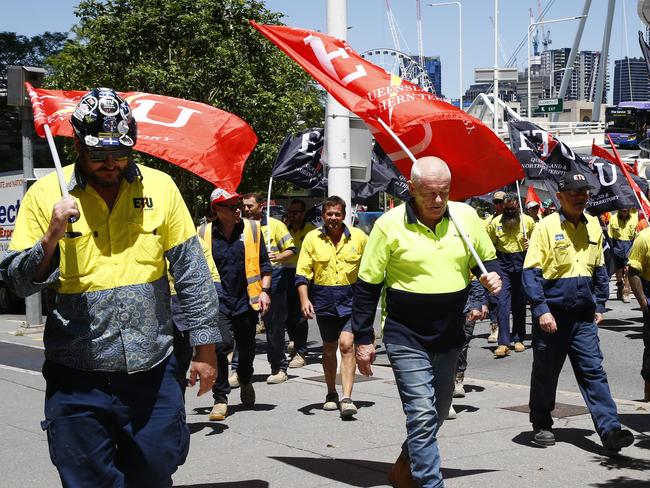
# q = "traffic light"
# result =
<box><xmin>7</xmin><ymin>66</ymin><xmax>46</xmax><ymax>107</ymax></box>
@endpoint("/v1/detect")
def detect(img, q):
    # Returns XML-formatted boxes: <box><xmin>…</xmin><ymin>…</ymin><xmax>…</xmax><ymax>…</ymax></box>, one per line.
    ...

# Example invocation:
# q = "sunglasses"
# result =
<box><xmin>87</xmin><ymin>148</ymin><xmax>132</xmax><ymax>164</ymax></box>
<box><xmin>215</xmin><ymin>203</ymin><xmax>241</xmax><ymax>210</ymax></box>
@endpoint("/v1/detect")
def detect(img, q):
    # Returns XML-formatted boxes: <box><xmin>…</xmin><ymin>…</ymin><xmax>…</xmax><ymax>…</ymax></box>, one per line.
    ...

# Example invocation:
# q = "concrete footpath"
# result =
<box><xmin>0</xmin><ymin>313</ymin><xmax>648</xmax><ymax>488</ymax></box>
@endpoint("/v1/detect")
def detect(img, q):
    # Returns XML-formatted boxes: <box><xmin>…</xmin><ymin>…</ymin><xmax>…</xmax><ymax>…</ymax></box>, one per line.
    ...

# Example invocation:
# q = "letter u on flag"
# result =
<box><xmin>25</xmin><ymin>83</ymin><xmax>257</xmax><ymax>191</ymax></box>
<box><xmin>251</xmin><ymin>21</ymin><xmax>524</xmax><ymax>201</ymax></box>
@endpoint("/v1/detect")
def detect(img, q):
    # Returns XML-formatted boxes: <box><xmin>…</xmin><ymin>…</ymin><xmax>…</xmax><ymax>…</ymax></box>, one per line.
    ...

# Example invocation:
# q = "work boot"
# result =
<box><xmin>602</xmin><ymin>428</ymin><xmax>634</xmax><ymax>454</ymax></box>
<box><xmin>266</xmin><ymin>370</ymin><xmax>288</xmax><ymax>384</ymax></box>
<box><xmin>339</xmin><ymin>397</ymin><xmax>358</xmax><ymax>419</ymax></box>
<box><xmin>323</xmin><ymin>392</ymin><xmax>339</xmax><ymax>411</ymax></box>
<box><xmin>447</xmin><ymin>404</ymin><xmax>457</xmax><ymax>420</ymax></box>
<box><xmin>616</xmin><ymin>281</ymin><xmax>624</xmax><ymax>301</ymax></box>
<box><xmin>533</xmin><ymin>428</ymin><xmax>555</xmax><ymax>447</ymax></box>
<box><xmin>488</xmin><ymin>323</ymin><xmax>498</xmax><ymax>343</ymax></box>
<box><xmin>453</xmin><ymin>371</ymin><xmax>465</xmax><ymax>398</ymax></box>
<box><xmin>387</xmin><ymin>449</ymin><xmax>417</xmax><ymax>488</ymax></box>
<box><xmin>208</xmin><ymin>403</ymin><xmax>227</xmax><ymax>421</ymax></box>
<box><xmin>644</xmin><ymin>380</ymin><xmax>650</xmax><ymax>402</ymax></box>
<box><xmin>289</xmin><ymin>352</ymin><xmax>306</xmax><ymax>368</ymax></box>
<box><xmin>514</xmin><ymin>341</ymin><xmax>525</xmax><ymax>353</ymax></box>
<box><xmin>240</xmin><ymin>383</ymin><xmax>255</xmax><ymax>407</ymax></box>
<box><xmin>228</xmin><ymin>371</ymin><xmax>240</xmax><ymax>388</ymax></box>
<box><xmin>494</xmin><ymin>345</ymin><xmax>511</xmax><ymax>358</ymax></box>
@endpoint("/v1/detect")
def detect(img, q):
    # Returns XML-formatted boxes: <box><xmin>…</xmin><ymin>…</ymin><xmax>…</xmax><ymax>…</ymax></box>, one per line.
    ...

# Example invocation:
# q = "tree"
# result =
<box><xmin>0</xmin><ymin>31</ymin><xmax>68</xmax><ymax>171</ymax></box>
<box><xmin>47</xmin><ymin>0</ymin><xmax>324</xmax><ymax>217</ymax></box>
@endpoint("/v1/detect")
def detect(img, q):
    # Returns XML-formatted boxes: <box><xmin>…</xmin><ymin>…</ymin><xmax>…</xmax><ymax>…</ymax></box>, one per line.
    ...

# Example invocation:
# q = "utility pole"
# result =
<box><xmin>326</xmin><ymin>0</ymin><xmax>352</xmax><ymax>224</ymax></box>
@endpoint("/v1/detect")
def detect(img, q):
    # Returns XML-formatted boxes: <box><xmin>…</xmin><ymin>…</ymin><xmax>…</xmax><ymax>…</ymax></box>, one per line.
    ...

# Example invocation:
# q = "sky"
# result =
<box><xmin>2</xmin><ymin>0</ymin><xmax>647</xmax><ymax>102</ymax></box>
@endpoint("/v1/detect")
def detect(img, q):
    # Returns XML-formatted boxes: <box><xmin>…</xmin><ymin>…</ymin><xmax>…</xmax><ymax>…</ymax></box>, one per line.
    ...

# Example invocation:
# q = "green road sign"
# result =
<box><xmin>534</xmin><ymin>98</ymin><xmax>563</xmax><ymax>114</ymax></box>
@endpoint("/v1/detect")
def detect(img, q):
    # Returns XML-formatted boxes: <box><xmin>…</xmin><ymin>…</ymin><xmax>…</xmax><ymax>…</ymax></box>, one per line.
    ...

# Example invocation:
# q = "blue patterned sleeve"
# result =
<box><xmin>0</xmin><ymin>241</ymin><xmax>60</xmax><ymax>297</ymax></box>
<box><xmin>166</xmin><ymin>236</ymin><xmax>221</xmax><ymax>347</ymax></box>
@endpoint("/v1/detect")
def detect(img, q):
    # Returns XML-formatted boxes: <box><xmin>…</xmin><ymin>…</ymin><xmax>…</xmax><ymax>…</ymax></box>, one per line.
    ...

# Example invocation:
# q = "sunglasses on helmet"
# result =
<box><xmin>86</xmin><ymin>148</ymin><xmax>132</xmax><ymax>164</ymax></box>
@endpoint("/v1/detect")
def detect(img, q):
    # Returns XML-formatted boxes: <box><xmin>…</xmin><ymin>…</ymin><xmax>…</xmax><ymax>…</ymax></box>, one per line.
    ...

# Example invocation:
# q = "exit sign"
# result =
<box><xmin>534</xmin><ymin>98</ymin><xmax>564</xmax><ymax>113</ymax></box>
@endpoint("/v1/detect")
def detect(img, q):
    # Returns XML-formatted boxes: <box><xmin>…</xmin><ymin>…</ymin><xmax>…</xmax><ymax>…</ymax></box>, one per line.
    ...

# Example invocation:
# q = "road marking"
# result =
<box><xmin>0</xmin><ymin>364</ymin><xmax>41</xmax><ymax>376</ymax></box>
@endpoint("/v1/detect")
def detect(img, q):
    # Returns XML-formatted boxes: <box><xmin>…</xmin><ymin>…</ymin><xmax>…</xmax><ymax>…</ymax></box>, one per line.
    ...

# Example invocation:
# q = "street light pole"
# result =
<box><xmin>427</xmin><ymin>2</ymin><xmax>462</xmax><ymax>110</ymax></box>
<box><xmin>527</xmin><ymin>15</ymin><xmax>587</xmax><ymax>119</ymax></box>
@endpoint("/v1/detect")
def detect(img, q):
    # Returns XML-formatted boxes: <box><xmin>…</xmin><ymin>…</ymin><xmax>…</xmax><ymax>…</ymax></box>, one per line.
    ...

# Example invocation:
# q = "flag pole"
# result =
<box><xmin>42</xmin><ymin>124</ymin><xmax>70</xmax><ymax>198</ymax></box>
<box><xmin>606</xmin><ymin>135</ymin><xmax>650</xmax><ymax>222</ymax></box>
<box><xmin>376</xmin><ymin>117</ymin><xmax>488</xmax><ymax>275</ymax></box>
<box><xmin>266</xmin><ymin>176</ymin><xmax>273</xmax><ymax>251</ymax></box>
<box><xmin>515</xmin><ymin>180</ymin><xmax>528</xmax><ymax>240</ymax></box>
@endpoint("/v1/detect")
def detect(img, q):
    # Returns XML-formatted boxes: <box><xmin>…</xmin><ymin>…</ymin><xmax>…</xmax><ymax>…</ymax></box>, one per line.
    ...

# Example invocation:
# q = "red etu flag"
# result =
<box><xmin>25</xmin><ymin>83</ymin><xmax>257</xmax><ymax>191</ymax></box>
<box><xmin>592</xmin><ymin>139</ymin><xmax>650</xmax><ymax>219</ymax></box>
<box><xmin>525</xmin><ymin>186</ymin><xmax>542</xmax><ymax>207</ymax></box>
<box><xmin>251</xmin><ymin>21</ymin><xmax>524</xmax><ymax>201</ymax></box>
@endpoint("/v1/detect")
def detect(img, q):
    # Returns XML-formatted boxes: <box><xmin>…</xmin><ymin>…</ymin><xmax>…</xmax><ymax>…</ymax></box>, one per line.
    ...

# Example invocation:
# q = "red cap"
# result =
<box><xmin>210</xmin><ymin>188</ymin><xmax>240</xmax><ymax>204</ymax></box>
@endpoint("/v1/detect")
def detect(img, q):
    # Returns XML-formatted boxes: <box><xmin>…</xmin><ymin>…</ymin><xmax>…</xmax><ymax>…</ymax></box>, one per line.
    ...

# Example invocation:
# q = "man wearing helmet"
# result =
<box><xmin>1</xmin><ymin>88</ymin><xmax>221</xmax><ymax>487</ymax></box>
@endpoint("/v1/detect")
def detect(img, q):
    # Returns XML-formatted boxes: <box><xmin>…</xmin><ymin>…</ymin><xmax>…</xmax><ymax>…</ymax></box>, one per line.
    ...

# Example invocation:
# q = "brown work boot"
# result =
<box><xmin>645</xmin><ymin>381</ymin><xmax>650</xmax><ymax>402</ymax></box>
<box><xmin>494</xmin><ymin>345</ymin><xmax>511</xmax><ymax>358</ymax></box>
<box><xmin>514</xmin><ymin>341</ymin><xmax>525</xmax><ymax>353</ymax></box>
<box><xmin>208</xmin><ymin>403</ymin><xmax>227</xmax><ymax>421</ymax></box>
<box><xmin>289</xmin><ymin>353</ymin><xmax>306</xmax><ymax>368</ymax></box>
<box><xmin>487</xmin><ymin>323</ymin><xmax>498</xmax><ymax>343</ymax></box>
<box><xmin>388</xmin><ymin>449</ymin><xmax>417</xmax><ymax>488</ymax></box>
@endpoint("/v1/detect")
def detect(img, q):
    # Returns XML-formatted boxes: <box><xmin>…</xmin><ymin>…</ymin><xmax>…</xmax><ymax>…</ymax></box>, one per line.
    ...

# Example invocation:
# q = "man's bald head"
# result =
<box><xmin>410</xmin><ymin>156</ymin><xmax>451</xmax><ymax>186</ymax></box>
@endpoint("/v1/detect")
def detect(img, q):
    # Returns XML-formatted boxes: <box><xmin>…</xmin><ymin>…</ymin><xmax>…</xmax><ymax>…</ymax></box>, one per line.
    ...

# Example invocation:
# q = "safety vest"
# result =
<box><xmin>198</xmin><ymin>219</ymin><xmax>263</xmax><ymax>310</ymax></box>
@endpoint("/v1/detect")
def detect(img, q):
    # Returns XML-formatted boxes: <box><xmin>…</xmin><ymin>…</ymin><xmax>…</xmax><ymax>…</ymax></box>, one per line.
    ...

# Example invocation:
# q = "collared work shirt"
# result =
<box><xmin>487</xmin><ymin>213</ymin><xmax>535</xmax><ymax>271</ymax></box>
<box><xmin>523</xmin><ymin>211</ymin><xmax>608</xmax><ymax>318</ymax></box>
<box><xmin>608</xmin><ymin>210</ymin><xmax>638</xmax><ymax>242</ymax></box>
<box><xmin>295</xmin><ymin>224</ymin><xmax>367</xmax><ymax>317</ymax></box>
<box><xmin>627</xmin><ymin>227</ymin><xmax>650</xmax><ymax>295</ymax></box>
<box><xmin>261</xmin><ymin>216</ymin><xmax>295</xmax><ymax>269</ymax></box>
<box><xmin>352</xmin><ymin>201</ymin><xmax>498</xmax><ymax>352</ymax></box>
<box><xmin>1</xmin><ymin>163</ymin><xmax>220</xmax><ymax>372</ymax></box>
<box><xmin>285</xmin><ymin>222</ymin><xmax>317</xmax><ymax>268</ymax></box>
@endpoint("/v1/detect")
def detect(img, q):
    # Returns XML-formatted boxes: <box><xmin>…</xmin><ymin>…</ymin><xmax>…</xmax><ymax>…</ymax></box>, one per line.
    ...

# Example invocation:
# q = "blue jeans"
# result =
<box><xmin>41</xmin><ymin>355</ymin><xmax>189</xmax><ymax>488</ymax></box>
<box><xmin>529</xmin><ymin>308</ymin><xmax>620</xmax><ymax>437</ymax></box>
<box><xmin>386</xmin><ymin>343</ymin><xmax>460</xmax><ymax>488</ymax></box>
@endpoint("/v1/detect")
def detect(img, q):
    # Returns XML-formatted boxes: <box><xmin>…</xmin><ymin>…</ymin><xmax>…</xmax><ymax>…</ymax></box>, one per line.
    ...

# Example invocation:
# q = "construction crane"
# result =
<box><xmin>537</xmin><ymin>0</ymin><xmax>552</xmax><ymax>51</ymax></box>
<box><xmin>416</xmin><ymin>0</ymin><xmax>425</xmax><ymax>68</ymax></box>
<box><xmin>385</xmin><ymin>0</ymin><xmax>408</xmax><ymax>76</ymax></box>
<box><xmin>530</xmin><ymin>8</ymin><xmax>540</xmax><ymax>56</ymax></box>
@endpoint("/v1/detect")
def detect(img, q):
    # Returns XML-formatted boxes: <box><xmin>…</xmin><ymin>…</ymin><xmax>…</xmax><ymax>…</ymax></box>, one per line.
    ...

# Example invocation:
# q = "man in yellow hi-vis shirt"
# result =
<box><xmin>608</xmin><ymin>208</ymin><xmax>638</xmax><ymax>302</ymax></box>
<box><xmin>352</xmin><ymin>157</ymin><xmax>502</xmax><ymax>488</ymax></box>
<box><xmin>625</xmin><ymin>227</ymin><xmax>650</xmax><ymax>401</ymax></box>
<box><xmin>0</xmin><ymin>88</ymin><xmax>220</xmax><ymax>487</ymax></box>
<box><xmin>523</xmin><ymin>171</ymin><xmax>633</xmax><ymax>453</ymax></box>
<box><xmin>296</xmin><ymin>195</ymin><xmax>367</xmax><ymax>419</ymax></box>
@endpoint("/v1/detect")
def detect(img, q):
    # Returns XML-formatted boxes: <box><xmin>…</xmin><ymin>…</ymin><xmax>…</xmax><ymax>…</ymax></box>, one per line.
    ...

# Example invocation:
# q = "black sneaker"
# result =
<box><xmin>602</xmin><ymin>428</ymin><xmax>634</xmax><ymax>453</ymax></box>
<box><xmin>533</xmin><ymin>428</ymin><xmax>555</xmax><ymax>446</ymax></box>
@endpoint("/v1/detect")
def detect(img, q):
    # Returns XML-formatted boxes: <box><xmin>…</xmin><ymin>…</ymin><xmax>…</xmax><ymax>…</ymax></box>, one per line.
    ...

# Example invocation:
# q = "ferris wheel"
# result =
<box><xmin>361</xmin><ymin>48</ymin><xmax>435</xmax><ymax>94</ymax></box>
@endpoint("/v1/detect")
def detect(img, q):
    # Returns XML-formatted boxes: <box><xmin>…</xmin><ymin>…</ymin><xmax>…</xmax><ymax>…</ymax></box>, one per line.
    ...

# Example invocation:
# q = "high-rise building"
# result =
<box><xmin>421</xmin><ymin>56</ymin><xmax>442</xmax><ymax>97</ymax></box>
<box><xmin>540</xmin><ymin>48</ymin><xmax>608</xmax><ymax>103</ymax></box>
<box><xmin>613</xmin><ymin>57</ymin><xmax>650</xmax><ymax>105</ymax></box>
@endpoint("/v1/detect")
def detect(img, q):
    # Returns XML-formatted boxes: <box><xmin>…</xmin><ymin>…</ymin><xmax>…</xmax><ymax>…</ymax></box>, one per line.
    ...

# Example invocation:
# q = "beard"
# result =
<box><xmin>501</xmin><ymin>212</ymin><xmax>520</xmax><ymax>231</ymax></box>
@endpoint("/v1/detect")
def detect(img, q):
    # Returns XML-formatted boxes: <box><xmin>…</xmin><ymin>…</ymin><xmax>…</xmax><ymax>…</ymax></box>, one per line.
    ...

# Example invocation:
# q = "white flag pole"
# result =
<box><xmin>515</xmin><ymin>180</ymin><xmax>527</xmax><ymax>240</ymax></box>
<box><xmin>42</xmin><ymin>124</ymin><xmax>69</xmax><ymax>198</ymax></box>
<box><xmin>376</xmin><ymin>117</ymin><xmax>488</xmax><ymax>275</ymax></box>
<box><xmin>266</xmin><ymin>176</ymin><xmax>273</xmax><ymax>251</ymax></box>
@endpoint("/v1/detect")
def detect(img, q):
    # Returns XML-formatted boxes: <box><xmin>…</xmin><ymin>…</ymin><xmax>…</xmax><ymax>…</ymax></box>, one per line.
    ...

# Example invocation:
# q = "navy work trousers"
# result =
<box><xmin>529</xmin><ymin>308</ymin><xmax>621</xmax><ymax>437</ymax></box>
<box><xmin>285</xmin><ymin>267</ymin><xmax>309</xmax><ymax>356</ymax></box>
<box><xmin>41</xmin><ymin>355</ymin><xmax>189</xmax><ymax>488</ymax></box>
<box><xmin>497</xmin><ymin>269</ymin><xmax>527</xmax><ymax>345</ymax></box>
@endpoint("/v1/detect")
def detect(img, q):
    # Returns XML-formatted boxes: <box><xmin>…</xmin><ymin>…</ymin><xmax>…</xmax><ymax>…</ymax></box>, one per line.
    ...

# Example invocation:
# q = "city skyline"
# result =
<box><xmin>2</xmin><ymin>0</ymin><xmax>648</xmax><ymax>104</ymax></box>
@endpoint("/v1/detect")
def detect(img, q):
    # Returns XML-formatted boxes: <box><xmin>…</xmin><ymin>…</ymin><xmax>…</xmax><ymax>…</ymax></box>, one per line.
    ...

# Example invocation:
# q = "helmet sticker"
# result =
<box><xmin>98</xmin><ymin>132</ymin><xmax>121</xmax><ymax>146</ymax></box>
<box><xmin>72</xmin><ymin>96</ymin><xmax>98</xmax><ymax>121</ymax></box>
<box><xmin>119</xmin><ymin>102</ymin><xmax>131</xmax><ymax>119</ymax></box>
<box><xmin>84</xmin><ymin>135</ymin><xmax>99</xmax><ymax>146</ymax></box>
<box><xmin>119</xmin><ymin>135</ymin><xmax>135</xmax><ymax>147</ymax></box>
<box><xmin>117</xmin><ymin>120</ymin><xmax>130</xmax><ymax>134</ymax></box>
<box><xmin>98</xmin><ymin>96</ymin><xmax>120</xmax><ymax>116</ymax></box>
<box><xmin>103</xmin><ymin>117</ymin><xmax>118</xmax><ymax>132</ymax></box>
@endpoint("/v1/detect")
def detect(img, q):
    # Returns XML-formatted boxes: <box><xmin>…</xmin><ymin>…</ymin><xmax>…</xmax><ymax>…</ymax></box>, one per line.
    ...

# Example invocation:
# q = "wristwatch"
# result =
<box><xmin>262</xmin><ymin>287</ymin><xmax>271</xmax><ymax>293</ymax></box>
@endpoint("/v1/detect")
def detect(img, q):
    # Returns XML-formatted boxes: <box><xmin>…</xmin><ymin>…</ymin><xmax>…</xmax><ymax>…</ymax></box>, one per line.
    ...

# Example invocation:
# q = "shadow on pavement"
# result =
<box><xmin>595</xmin><ymin>451</ymin><xmax>650</xmax><ymax>472</ymax></box>
<box><xmin>588</xmin><ymin>476</ymin><xmax>650</xmax><ymax>487</ymax></box>
<box><xmin>187</xmin><ymin>421</ymin><xmax>228</xmax><ymax>436</ymax></box>
<box><xmin>269</xmin><ymin>456</ymin><xmax>496</xmax><ymax>486</ymax></box>
<box><xmin>512</xmin><ymin>428</ymin><xmax>605</xmax><ymax>455</ymax></box>
<box><xmin>298</xmin><ymin>400</ymin><xmax>375</xmax><ymax>416</ymax></box>
<box><xmin>618</xmin><ymin>413</ymin><xmax>650</xmax><ymax>434</ymax></box>
<box><xmin>463</xmin><ymin>384</ymin><xmax>485</xmax><ymax>393</ymax></box>
<box><xmin>453</xmin><ymin>404</ymin><xmax>479</xmax><ymax>414</ymax></box>
<box><xmin>176</xmin><ymin>481</ymin><xmax>269</xmax><ymax>488</ymax></box>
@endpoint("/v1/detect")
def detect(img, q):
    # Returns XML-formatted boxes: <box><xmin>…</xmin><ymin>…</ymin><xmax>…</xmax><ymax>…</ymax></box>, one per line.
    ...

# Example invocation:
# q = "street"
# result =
<box><xmin>0</xmin><ymin>279</ymin><xmax>648</xmax><ymax>487</ymax></box>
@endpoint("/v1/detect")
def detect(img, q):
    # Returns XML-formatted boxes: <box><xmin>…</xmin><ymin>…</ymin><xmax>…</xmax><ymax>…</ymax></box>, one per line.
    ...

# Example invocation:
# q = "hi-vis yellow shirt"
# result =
<box><xmin>627</xmin><ymin>227</ymin><xmax>650</xmax><ymax>281</ymax></box>
<box><xmin>487</xmin><ymin>214</ymin><xmax>535</xmax><ymax>254</ymax></box>
<box><xmin>608</xmin><ymin>210</ymin><xmax>638</xmax><ymax>242</ymax></box>
<box><xmin>3</xmin><ymin>163</ymin><xmax>220</xmax><ymax>372</ymax></box>
<box><xmin>285</xmin><ymin>222</ymin><xmax>317</xmax><ymax>268</ymax></box>
<box><xmin>261</xmin><ymin>216</ymin><xmax>295</xmax><ymax>268</ymax></box>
